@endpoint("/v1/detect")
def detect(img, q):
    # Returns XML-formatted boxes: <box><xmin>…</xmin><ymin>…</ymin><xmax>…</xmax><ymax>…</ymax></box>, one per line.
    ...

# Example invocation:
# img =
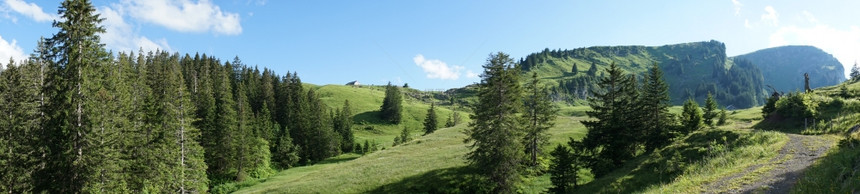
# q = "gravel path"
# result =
<box><xmin>705</xmin><ymin>134</ymin><xmax>834</xmax><ymax>193</ymax></box>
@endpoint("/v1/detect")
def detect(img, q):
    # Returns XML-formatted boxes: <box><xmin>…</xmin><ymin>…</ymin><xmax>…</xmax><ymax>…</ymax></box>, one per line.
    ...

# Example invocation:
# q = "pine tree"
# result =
<box><xmin>640</xmin><ymin>63</ymin><xmax>672</xmax><ymax>151</ymax></box>
<box><xmin>465</xmin><ymin>52</ymin><xmax>524</xmax><ymax>193</ymax></box>
<box><xmin>580</xmin><ymin>62</ymin><xmax>639</xmax><ymax>177</ymax></box>
<box><xmin>380</xmin><ymin>82</ymin><xmax>402</xmax><ymax>124</ymax></box>
<box><xmin>423</xmin><ymin>103</ymin><xmax>438</xmax><ymax>135</ymax></box>
<box><xmin>681</xmin><ymin>99</ymin><xmax>703</xmax><ymax>134</ymax></box>
<box><xmin>522</xmin><ymin>72</ymin><xmax>558</xmax><ymax>166</ymax></box>
<box><xmin>571</xmin><ymin>63</ymin><xmax>578</xmax><ymax>75</ymax></box>
<box><xmin>703</xmin><ymin>93</ymin><xmax>718</xmax><ymax>127</ymax></box>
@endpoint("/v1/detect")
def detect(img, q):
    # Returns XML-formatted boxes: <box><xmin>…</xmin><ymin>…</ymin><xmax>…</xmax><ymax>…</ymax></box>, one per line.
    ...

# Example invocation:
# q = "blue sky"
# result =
<box><xmin>1</xmin><ymin>0</ymin><xmax>859</xmax><ymax>90</ymax></box>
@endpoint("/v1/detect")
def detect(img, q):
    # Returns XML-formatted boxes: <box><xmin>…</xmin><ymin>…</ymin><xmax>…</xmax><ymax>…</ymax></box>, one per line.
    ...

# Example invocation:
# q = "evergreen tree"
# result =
<box><xmin>522</xmin><ymin>72</ymin><xmax>558</xmax><ymax>166</ymax></box>
<box><xmin>851</xmin><ymin>62</ymin><xmax>860</xmax><ymax>81</ymax></box>
<box><xmin>0</xmin><ymin>60</ymin><xmax>42</xmax><ymax>192</ymax></box>
<box><xmin>465</xmin><ymin>52</ymin><xmax>524</xmax><ymax>193</ymax></box>
<box><xmin>703</xmin><ymin>93</ymin><xmax>718</xmax><ymax>127</ymax></box>
<box><xmin>571</xmin><ymin>63</ymin><xmax>578</xmax><ymax>75</ymax></box>
<box><xmin>548</xmin><ymin>145</ymin><xmax>574</xmax><ymax>193</ymax></box>
<box><xmin>423</xmin><ymin>103</ymin><xmax>438</xmax><ymax>135</ymax></box>
<box><xmin>380</xmin><ymin>82</ymin><xmax>403</xmax><ymax>124</ymax></box>
<box><xmin>394</xmin><ymin>127</ymin><xmax>412</xmax><ymax>146</ymax></box>
<box><xmin>717</xmin><ymin>108</ymin><xmax>728</xmax><ymax>126</ymax></box>
<box><xmin>37</xmin><ymin>0</ymin><xmax>130</xmax><ymax>192</ymax></box>
<box><xmin>640</xmin><ymin>63</ymin><xmax>673</xmax><ymax>151</ymax></box>
<box><xmin>333</xmin><ymin>100</ymin><xmax>355</xmax><ymax>152</ymax></box>
<box><xmin>681</xmin><ymin>99</ymin><xmax>703</xmax><ymax>134</ymax></box>
<box><xmin>587</xmin><ymin>62</ymin><xmax>598</xmax><ymax>76</ymax></box>
<box><xmin>580</xmin><ymin>62</ymin><xmax>639</xmax><ymax>177</ymax></box>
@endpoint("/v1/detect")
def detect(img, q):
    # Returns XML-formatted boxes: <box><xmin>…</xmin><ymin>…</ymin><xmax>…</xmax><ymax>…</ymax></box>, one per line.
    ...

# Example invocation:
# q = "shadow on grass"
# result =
<box><xmin>315</xmin><ymin>155</ymin><xmax>360</xmax><ymax>165</ymax></box>
<box><xmin>753</xmin><ymin>116</ymin><xmax>804</xmax><ymax>134</ymax></box>
<box><xmin>575</xmin><ymin>129</ymin><xmax>771</xmax><ymax>193</ymax></box>
<box><xmin>368</xmin><ymin>166</ymin><xmax>491</xmax><ymax>194</ymax></box>
<box><xmin>354</xmin><ymin>111</ymin><xmax>387</xmax><ymax>125</ymax></box>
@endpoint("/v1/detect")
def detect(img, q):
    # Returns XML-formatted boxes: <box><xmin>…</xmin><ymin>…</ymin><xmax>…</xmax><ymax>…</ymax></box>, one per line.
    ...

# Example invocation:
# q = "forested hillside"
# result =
<box><xmin>0</xmin><ymin>0</ymin><xmax>357</xmax><ymax>192</ymax></box>
<box><xmin>732</xmin><ymin>45</ymin><xmax>846</xmax><ymax>93</ymax></box>
<box><xmin>518</xmin><ymin>40</ymin><xmax>767</xmax><ymax>108</ymax></box>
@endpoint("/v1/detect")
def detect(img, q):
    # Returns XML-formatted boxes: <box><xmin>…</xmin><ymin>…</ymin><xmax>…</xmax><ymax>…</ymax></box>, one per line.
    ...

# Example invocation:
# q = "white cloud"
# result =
<box><xmin>761</xmin><ymin>6</ymin><xmax>779</xmax><ymax>26</ymax></box>
<box><xmin>769</xmin><ymin>25</ymin><xmax>860</xmax><ymax>78</ymax></box>
<box><xmin>3</xmin><ymin>0</ymin><xmax>56</xmax><ymax>22</ymax></box>
<box><xmin>731</xmin><ymin>0</ymin><xmax>743</xmax><ymax>16</ymax></box>
<box><xmin>802</xmin><ymin>11</ymin><xmax>818</xmax><ymax>23</ymax></box>
<box><xmin>413</xmin><ymin>54</ymin><xmax>463</xmax><ymax>80</ymax></box>
<box><xmin>466</xmin><ymin>70</ymin><xmax>479</xmax><ymax>79</ymax></box>
<box><xmin>744</xmin><ymin>19</ymin><xmax>752</xmax><ymax>29</ymax></box>
<box><xmin>0</xmin><ymin>34</ymin><xmax>26</xmax><ymax>68</ymax></box>
<box><xmin>122</xmin><ymin>0</ymin><xmax>242</xmax><ymax>35</ymax></box>
<box><xmin>98</xmin><ymin>6</ymin><xmax>170</xmax><ymax>54</ymax></box>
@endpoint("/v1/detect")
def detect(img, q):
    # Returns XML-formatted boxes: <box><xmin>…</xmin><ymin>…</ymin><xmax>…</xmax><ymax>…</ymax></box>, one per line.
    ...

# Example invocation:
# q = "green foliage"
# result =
<box><xmin>380</xmin><ymin>83</ymin><xmax>403</xmax><ymax>124</ymax></box>
<box><xmin>465</xmin><ymin>52</ymin><xmax>524</xmax><ymax>193</ymax></box>
<box><xmin>640</xmin><ymin>63</ymin><xmax>675</xmax><ymax>151</ymax></box>
<box><xmin>334</xmin><ymin>100</ymin><xmax>355</xmax><ymax>152</ymax></box>
<box><xmin>681</xmin><ymin>99</ymin><xmax>704</xmax><ymax>134</ymax></box>
<box><xmin>851</xmin><ymin>62</ymin><xmax>860</xmax><ymax>81</ymax></box>
<box><xmin>423</xmin><ymin>103</ymin><xmax>438</xmax><ymax>135</ymax></box>
<box><xmin>393</xmin><ymin>127</ymin><xmax>412</xmax><ymax>146</ymax></box>
<box><xmin>580</xmin><ymin>62</ymin><xmax>641</xmax><ymax>177</ymax></box>
<box><xmin>717</xmin><ymin>108</ymin><xmax>728</xmax><ymax>126</ymax></box>
<box><xmin>762</xmin><ymin>96</ymin><xmax>777</xmax><ymax>119</ymax></box>
<box><xmin>767</xmin><ymin>92</ymin><xmax>818</xmax><ymax>121</ymax></box>
<box><xmin>523</xmin><ymin>72</ymin><xmax>558</xmax><ymax>166</ymax></box>
<box><xmin>703</xmin><ymin>93</ymin><xmax>718</xmax><ymax>126</ymax></box>
<box><xmin>548</xmin><ymin>144</ymin><xmax>575</xmax><ymax>193</ymax></box>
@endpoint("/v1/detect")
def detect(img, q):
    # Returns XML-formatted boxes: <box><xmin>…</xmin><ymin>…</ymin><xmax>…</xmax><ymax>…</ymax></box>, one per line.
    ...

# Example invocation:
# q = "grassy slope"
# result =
<box><xmin>574</xmin><ymin>107</ymin><xmax>790</xmax><ymax>193</ymax></box>
<box><xmin>315</xmin><ymin>84</ymin><xmax>463</xmax><ymax>147</ymax></box>
<box><xmin>236</xmin><ymin>115</ymin><xmax>587</xmax><ymax>193</ymax></box>
<box><xmin>236</xmin><ymin>81</ymin><xmax>860</xmax><ymax>193</ymax></box>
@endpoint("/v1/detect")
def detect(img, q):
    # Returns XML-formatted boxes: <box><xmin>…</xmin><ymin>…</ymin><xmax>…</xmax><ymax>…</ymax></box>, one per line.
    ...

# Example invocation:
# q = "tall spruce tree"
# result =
<box><xmin>423</xmin><ymin>103</ymin><xmax>438</xmax><ymax>135</ymax></box>
<box><xmin>640</xmin><ymin>63</ymin><xmax>672</xmax><ymax>151</ymax></box>
<box><xmin>522</xmin><ymin>72</ymin><xmax>558</xmax><ymax>166</ymax></box>
<box><xmin>465</xmin><ymin>52</ymin><xmax>524</xmax><ymax>193</ymax></box>
<box><xmin>548</xmin><ymin>144</ymin><xmax>574</xmax><ymax>193</ymax></box>
<box><xmin>580</xmin><ymin>62</ymin><xmax>639</xmax><ymax>177</ymax></box>
<box><xmin>380</xmin><ymin>82</ymin><xmax>402</xmax><ymax>124</ymax></box>
<box><xmin>703</xmin><ymin>93</ymin><xmax>718</xmax><ymax>127</ymax></box>
<box><xmin>37</xmin><ymin>0</ymin><xmax>131</xmax><ymax>192</ymax></box>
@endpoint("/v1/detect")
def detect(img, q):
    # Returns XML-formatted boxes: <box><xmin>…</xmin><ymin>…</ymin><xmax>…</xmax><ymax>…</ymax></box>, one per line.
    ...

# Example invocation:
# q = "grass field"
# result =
<box><xmin>232</xmin><ymin>82</ymin><xmax>860</xmax><ymax>193</ymax></box>
<box><xmin>235</xmin><ymin>115</ymin><xmax>587</xmax><ymax>193</ymax></box>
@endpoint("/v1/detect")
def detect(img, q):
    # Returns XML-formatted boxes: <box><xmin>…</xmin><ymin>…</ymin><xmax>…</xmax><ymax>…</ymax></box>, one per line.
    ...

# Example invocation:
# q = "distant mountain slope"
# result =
<box><xmin>732</xmin><ymin>45</ymin><xmax>845</xmax><ymax>93</ymax></box>
<box><xmin>519</xmin><ymin>40</ymin><xmax>767</xmax><ymax>108</ymax></box>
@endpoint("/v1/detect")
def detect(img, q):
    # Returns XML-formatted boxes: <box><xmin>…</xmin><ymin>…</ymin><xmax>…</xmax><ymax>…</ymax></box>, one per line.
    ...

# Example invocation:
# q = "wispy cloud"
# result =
<box><xmin>769</xmin><ymin>24</ymin><xmax>860</xmax><ymax>78</ymax></box>
<box><xmin>0</xmin><ymin>34</ymin><xmax>25</xmax><ymax>68</ymax></box>
<box><xmin>802</xmin><ymin>11</ymin><xmax>818</xmax><ymax>23</ymax></box>
<box><xmin>414</xmin><ymin>54</ymin><xmax>463</xmax><ymax>80</ymax></box>
<box><xmin>122</xmin><ymin>0</ymin><xmax>242</xmax><ymax>35</ymax></box>
<box><xmin>3</xmin><ymin>0</ymin><xmax>57</xmax><ymax>22</ymax></box>
<box><xmin>761</xmin><ymin>6</ymin><xmax>779</xmax><ymax>26</ymax></box>
<box><xmin>731</xmin><ymin>0</ymin><xmax>743</xmax><ymax>16</ymax></box>
<box><xmin>97</xmin><ymin>6</ymin><xmax>171</xmax><ymax>54</ymax></box>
